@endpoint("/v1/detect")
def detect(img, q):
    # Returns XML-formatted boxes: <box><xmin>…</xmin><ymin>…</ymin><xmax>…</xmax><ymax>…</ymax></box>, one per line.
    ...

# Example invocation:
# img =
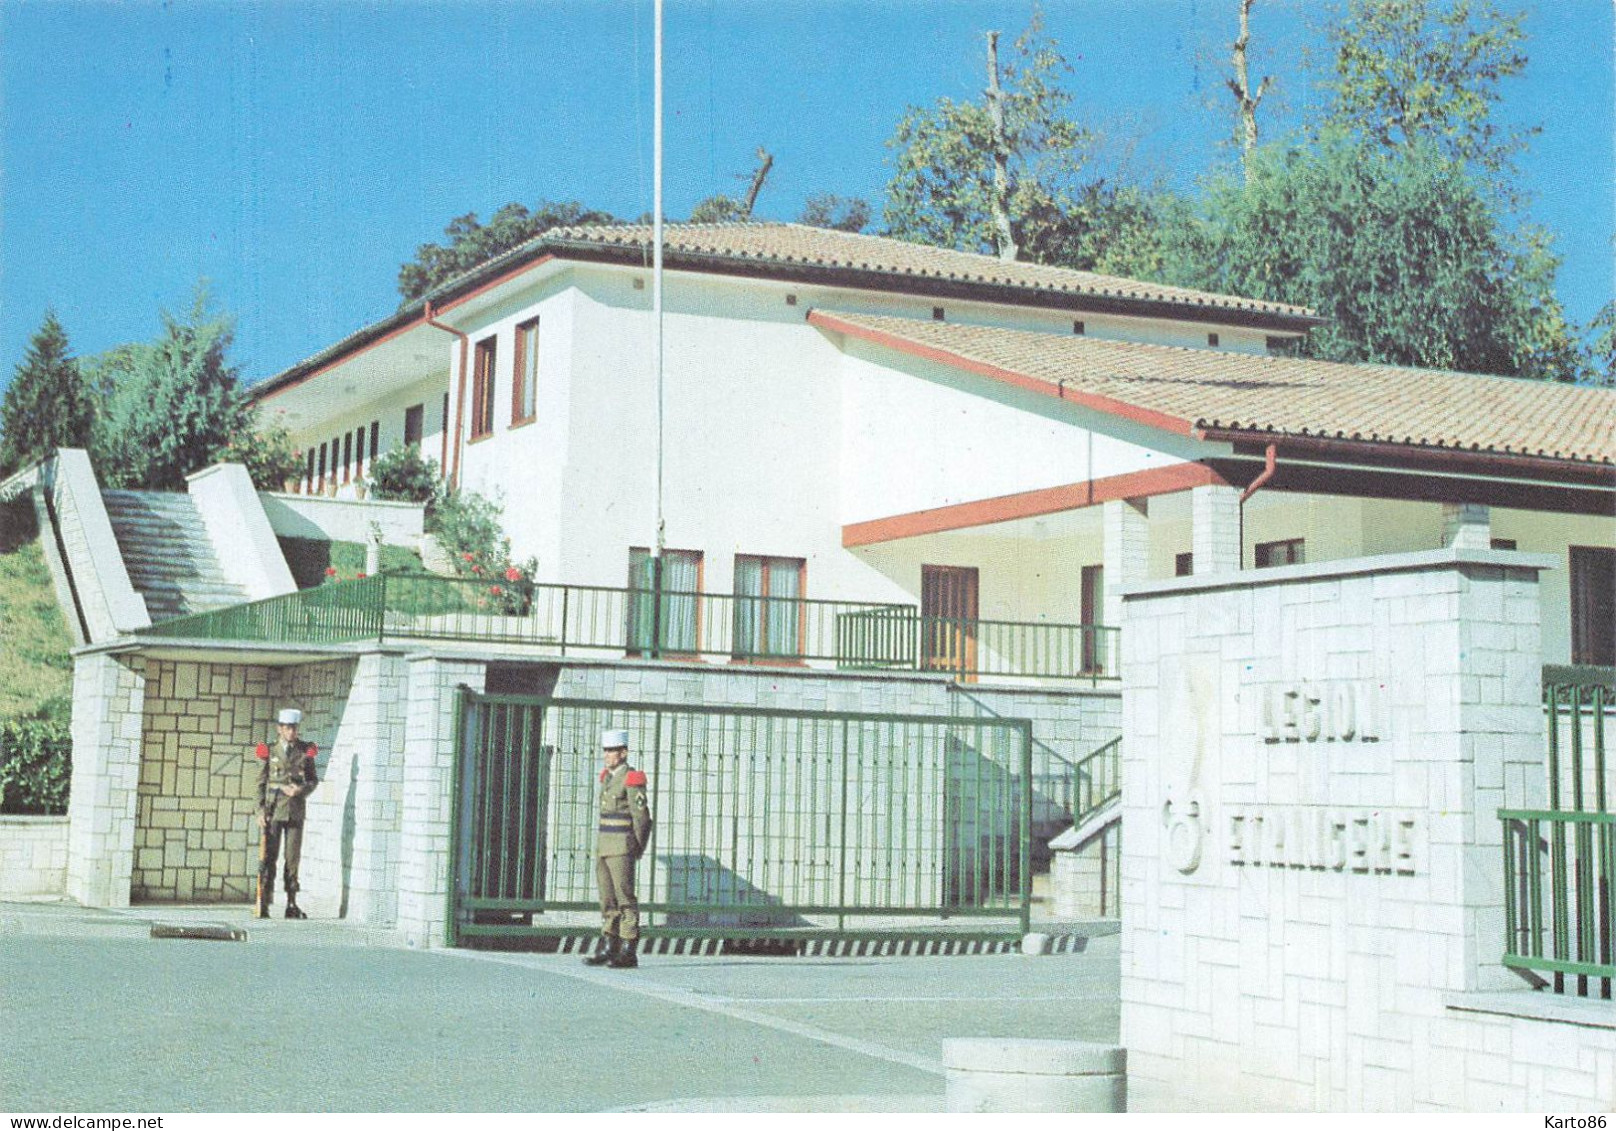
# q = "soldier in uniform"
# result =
<box><xmin>254</xmin><ymin>708</ymin><xmax>319</xmax><ymax>919</ymax></box>
<box><xmin>584</xmin><ymin>728</ymin><xmax>653</xmax><ymax>968</ymax></box>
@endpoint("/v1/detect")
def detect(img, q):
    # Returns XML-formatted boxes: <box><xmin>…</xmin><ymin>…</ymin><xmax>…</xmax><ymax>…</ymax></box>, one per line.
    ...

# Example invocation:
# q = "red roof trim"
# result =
<box><xmin>843</xmin><ymin>462</ymin><xmax>1226</xmax><ymax>547</ymax></box>
<box><xmin>253</xmin><ymin>255</ymin><xmax>560</xmax><ymax>405</ymax></box>
<box><xmin>809</xmin><ymin>310</ymin><xmax>1200</xmax><ymax>438</ymax></box>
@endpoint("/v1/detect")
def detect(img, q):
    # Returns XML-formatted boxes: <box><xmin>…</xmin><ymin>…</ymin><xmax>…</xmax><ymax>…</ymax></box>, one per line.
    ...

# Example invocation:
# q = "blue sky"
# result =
<box><xmin>1</xmin><ymin>0</ymin><xmax>1610</xmax><ymax>393</ymax></box>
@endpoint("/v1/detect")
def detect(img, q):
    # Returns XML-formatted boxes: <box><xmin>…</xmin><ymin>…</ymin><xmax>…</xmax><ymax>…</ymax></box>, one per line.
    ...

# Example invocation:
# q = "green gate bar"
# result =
<box><xmin>449</xmin><ymin>692</ymin><xmax>1036</xmax><ymax>946</ymax></box>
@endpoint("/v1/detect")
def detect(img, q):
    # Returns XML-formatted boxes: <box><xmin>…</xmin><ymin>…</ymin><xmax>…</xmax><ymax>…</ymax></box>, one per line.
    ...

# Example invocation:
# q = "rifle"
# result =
<box><xmin>254</xmin><ymin>744</ymin><xmax>270</xmax><ymax>917</ymax></box>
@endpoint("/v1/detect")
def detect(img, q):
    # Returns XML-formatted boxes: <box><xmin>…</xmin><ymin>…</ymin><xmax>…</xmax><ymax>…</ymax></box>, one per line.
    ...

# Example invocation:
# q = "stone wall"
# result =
<box><xmin>133</xmin><ymin>660</ymin><xmax>275</xmax><ymax>901</ymax></box>
<box><xmin>0</xmin><ymin>816</ymin><xmax>68</xmax><ymax>898</ymax></box>
<box><xmin>1118</xmin><ymin>548</ymin><xmax>1613</xmax><ymax>1112</ymax></box>
<box><xmin>65</xmin><ymin>652</ymin><xmax>146</xmax><ymax>907</ymax></box>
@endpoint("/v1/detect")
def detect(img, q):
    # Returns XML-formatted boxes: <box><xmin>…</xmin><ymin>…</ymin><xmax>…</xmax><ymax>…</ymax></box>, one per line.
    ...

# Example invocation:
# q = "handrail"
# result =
<box><xmin>141</xmin><ymin>571</ymin><xmax>1120</xmax><ymax>683</ymax></box>
<box><xmin>1498</xmin><ymin>808</ymin><xmax>1614</xmax><ymax>1000</ymax></box>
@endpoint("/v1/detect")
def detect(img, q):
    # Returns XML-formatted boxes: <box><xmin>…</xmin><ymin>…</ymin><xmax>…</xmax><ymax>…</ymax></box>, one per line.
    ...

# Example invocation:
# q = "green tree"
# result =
<box><xmin>91</xmin><ymin>290</ymin><xmax>253</xmax><ymax>489</ymax></box>
<box><xmin>398</xmin><ymin>200</ymin><xmax>618</xmax><ymax>305</ymax></box>
<box><xmin>0</xmin><ymin>312</ymin><xmax>95</xmax><ymax>478</ymax></box>
<box><xmin>1584</xmin><ymin>301</ymin><xmax>1616</xmax><ymax>387</ymax></box>
<box><xmin>217</xmin><ymin>416</ymin><xmax>304</xmax><ymax>491</ymax></box>
<box><xmin>882</xmin><ymin>13</ymin><xmax>1095</xmax><ymax>262</ymax></box>
<box><xmin>1321</xmin><ymin>0</ymin><xmax>1533</xmax><ymax>176</ymax></box>
<box><xmin>799</xmin><ymin>194</ymin><xmax>871</xmax><ymax>233</ymax></box>
<box><xmin>1173</xmin><ymin>136</ymin><xmax>1579</xmax><ymax>379</ymax></box>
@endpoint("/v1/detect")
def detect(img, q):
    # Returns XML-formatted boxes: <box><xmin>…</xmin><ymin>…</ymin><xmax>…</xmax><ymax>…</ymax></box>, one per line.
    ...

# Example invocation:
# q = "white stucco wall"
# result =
<box><xmin>837</xmin><ymin>340</ymin><xmax>1198</xmax><ymax>526</ymax></box>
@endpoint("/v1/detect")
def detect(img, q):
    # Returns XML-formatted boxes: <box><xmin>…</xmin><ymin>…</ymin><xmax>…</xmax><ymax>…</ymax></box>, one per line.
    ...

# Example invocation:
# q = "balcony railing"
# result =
<box><xmin>142</xmin><ymin>573</ymin><xmax>1119</xmax><ymax>683</ymax></box>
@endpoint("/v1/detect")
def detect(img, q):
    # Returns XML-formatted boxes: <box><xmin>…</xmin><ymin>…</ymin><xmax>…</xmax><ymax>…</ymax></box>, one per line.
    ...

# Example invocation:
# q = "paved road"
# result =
<box><xmin>0</xmin><ymin>902</ymin><xmax>1119</xmax><ymax>1112</ymax></box>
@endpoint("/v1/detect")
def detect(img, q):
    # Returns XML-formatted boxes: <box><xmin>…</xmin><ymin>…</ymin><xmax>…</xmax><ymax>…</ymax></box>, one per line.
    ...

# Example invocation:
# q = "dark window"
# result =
<box><xmin>1569</xmin><ymin>546</ymin><xmax>1615</xmax><ymax>667</ymax></box>
<box><xmin>1266</xmin><ymin>335</ymin><xmax>1299</xmax><ymax>358</ymax></box>
<box><xmin>471</xmin><ymin>336</ymin><xmax>497</xmax><ymax>439</ymax></box>
<box><xmin>512</xmin><ymin>318</ymin><xmax>539</xmax><ymax>425</ymax></box>
<box><xmin>304</xmin><ymin>449</ymin><xmax>315</xmax><ymax>494</ymax></box>
<box><xmin>932</xmin><ymin>307</ymin><xmax>945</xmax><ymax>321</ymax></box>
<box><xmin>1073</xmin><ymin>320</ymin><xmax>1085</xmax><ymax>335</ymax></box>
<box><xmin>404</xmin><ymin>404</ymin><xmax>424</xmax><ymax>448</ymax></box>
<box><xmin>1207</xmin><ymin>332</ymin><xmax>1220</xmax><ymax>348</ymax></box>
<box><xmin>733</xmin><ymin>555</ymin><xmax>805</xmax><ymax>659</ymax></box>
<box><xmin>1175</xmin><ymin>552</ymin><xmax>1194</xmax><ymax>577</ymax></box>
<box><xmin>369</xmin><ymin>420</ymin><xmax>380</xmax><ymax>469</ymax></box>
<box><xmin>353</xmin><ymin>427</ymin><xmax>365</xmax><ymax>479</ymax></box>
<box><xmin>1491</xmin><ymin>538</ymin><xmax>1518</xmax><ymax>551</ymax></box>
<box><xmin>342</xmin><ymin>432</ymin><xmax>353</xmax><ymax>483</ymax></box>
<box><xmin>627</xmin><ymin>548</ymin><xmax>704</xmax><ymax>655</ymax></box>
<box><xmin>1255</xmin><ymin>539</ymin><xmax>1305</xmax><ymax>568</ymax></box>
<box><xmin>317</xmin><ymin>442</ymin><xmax>327</xmax><ymax>490</ymax></box>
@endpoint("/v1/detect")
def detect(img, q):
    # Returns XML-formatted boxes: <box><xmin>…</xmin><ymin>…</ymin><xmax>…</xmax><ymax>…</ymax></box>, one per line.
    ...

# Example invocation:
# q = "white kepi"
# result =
<box><xmin>601</xmin><ymin>729</ymin><xmax>630</xmax><ymax>749</ymax></box>
<box><xmin>277</xmin><ymin>708</ymin><xmax>303</xmax><ymax>726</ymax></box>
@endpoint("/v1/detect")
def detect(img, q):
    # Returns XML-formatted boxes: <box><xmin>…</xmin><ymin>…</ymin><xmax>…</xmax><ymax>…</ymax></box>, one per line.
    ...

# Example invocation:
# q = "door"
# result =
<box><xmin>1080</xmin><ymin>563</ymin><xmax>1105</xmax><ymax>673</ymax></box>
<box><xmin>922</xmin><ymin>564</ymin><xmax>979</xmax><ymax>679</ymax></box>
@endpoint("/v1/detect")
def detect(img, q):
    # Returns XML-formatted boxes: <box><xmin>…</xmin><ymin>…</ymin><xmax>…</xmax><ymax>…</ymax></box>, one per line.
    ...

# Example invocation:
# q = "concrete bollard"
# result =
<box><xmin>942</xmin><ymin>1038</ymin><xmax>1126</xmax><ymax>1113</ymax></box>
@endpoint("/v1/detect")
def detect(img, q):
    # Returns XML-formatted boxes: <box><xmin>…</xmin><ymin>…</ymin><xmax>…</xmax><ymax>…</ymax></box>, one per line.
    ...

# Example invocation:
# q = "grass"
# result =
<box><xmin>0</xmin><ymin>502</ymin><xmax>75</xmax><ymax>721</ymax></box>
<box><xmin>279</xmin><ymin>536</ymin><xmax>424</xmax><ymax>590</ymax></box>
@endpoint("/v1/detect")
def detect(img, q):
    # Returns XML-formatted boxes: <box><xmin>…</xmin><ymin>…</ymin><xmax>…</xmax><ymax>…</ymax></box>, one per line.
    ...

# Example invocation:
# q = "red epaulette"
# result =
<box><xmin>625</xmin><ymin>770</ymin><xmax>647</xmax><ymax>787</ymax></box>
<box><xmin>254</xmin><ymin>743</ymin><xmax>269</xmax><ymax>760</ymax></box>
<box><xmin>306</xmin><ymin>744</ymin><xmax>318</xmax><ymax>758</ymax></box>
<box><xmin>599</xmin><ymin>769</ymin><xmax>609</xmax><ymax>783</ymax></box>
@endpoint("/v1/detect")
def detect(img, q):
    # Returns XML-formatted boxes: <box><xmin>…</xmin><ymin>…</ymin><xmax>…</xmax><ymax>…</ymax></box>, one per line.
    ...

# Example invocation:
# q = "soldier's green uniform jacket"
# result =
<box><xmin>258</xmin><ymin>739</ymin><xmax>318</xmax><ymax>823</ymax></box>
<box><xmin>597</xmin><ymin>764</ymin><xmax>652</xmax><ymax>858</ymax></box>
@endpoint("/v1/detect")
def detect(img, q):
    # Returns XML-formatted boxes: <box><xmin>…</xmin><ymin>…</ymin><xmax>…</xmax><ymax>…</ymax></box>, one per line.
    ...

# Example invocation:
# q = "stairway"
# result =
<box><xmin>100</xmin><ymin>490</ymin><xmax>249</xmax><ymax>622</ymax></box>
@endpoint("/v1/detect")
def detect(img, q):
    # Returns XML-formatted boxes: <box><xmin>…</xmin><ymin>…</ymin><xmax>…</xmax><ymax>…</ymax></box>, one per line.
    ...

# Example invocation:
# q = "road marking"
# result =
<box><xmin>438</xmin><ymin>949</ymin><xmax>945</xmax><ymax>1077</ymax></box>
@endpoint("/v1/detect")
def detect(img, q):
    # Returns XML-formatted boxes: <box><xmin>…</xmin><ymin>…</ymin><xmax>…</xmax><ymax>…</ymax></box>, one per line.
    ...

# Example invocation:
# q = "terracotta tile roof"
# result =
<box><xmin>539</xmin><ymin>221</ymin><xmax>1319</xmax><ymax>321</ymax></box>
<box><xmin>812</xmin><ymin>310</ymin><xmax>1616</xmax><ymax>467</ymax></box>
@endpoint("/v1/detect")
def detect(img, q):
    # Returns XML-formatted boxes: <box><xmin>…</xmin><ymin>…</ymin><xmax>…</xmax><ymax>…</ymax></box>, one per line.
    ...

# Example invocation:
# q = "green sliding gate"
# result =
<box><xmin>448</xmin><ymin>692</ymin><xmax>1034</xmax><ymax>947</ymax></box>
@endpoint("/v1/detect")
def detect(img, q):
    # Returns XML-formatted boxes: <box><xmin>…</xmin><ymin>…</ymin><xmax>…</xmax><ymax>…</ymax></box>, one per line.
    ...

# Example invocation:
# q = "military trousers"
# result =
<box><xmin>595</xmin><ymin>853</ymin><xmax>639</xmax><ymax>940</ymax></box>
<box><xmin>261</xmin><ymin>820</ymin><xmax>305</xmax><ymax>898</ymax></box>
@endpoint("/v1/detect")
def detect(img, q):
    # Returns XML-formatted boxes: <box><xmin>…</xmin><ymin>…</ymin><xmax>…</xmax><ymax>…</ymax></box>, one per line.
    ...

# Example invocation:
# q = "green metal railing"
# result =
<box><xmin>141</xmin><ymin>574</ymin><xmax>387</xmax><ymax>644</ymax></box>
<box><xmin>448</xmin><ymin>693</ymin><xmax>1034</xmax><ymax>946</ymax></box>
<box><xmin>1500</xmin><ymin>810</ymin><xmax>1614</xmax><ymax>999</ymax></box>
<box><xmin>144</xmin><ymin>572</ymin><xmax>1119</xmax><ymax>683</ymax></box>
<box><xmin>1499</xmin><ymin>681</ymin><xmax>1614</xmax><ymax>999</ymax></box>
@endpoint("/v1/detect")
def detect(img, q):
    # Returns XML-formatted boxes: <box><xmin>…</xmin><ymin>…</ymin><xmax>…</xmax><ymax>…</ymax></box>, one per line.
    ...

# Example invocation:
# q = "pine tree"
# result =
<box><xmin>0</xmin><ymin>312</ymin><xmax>95</xmax><ymax>478</ymax></box>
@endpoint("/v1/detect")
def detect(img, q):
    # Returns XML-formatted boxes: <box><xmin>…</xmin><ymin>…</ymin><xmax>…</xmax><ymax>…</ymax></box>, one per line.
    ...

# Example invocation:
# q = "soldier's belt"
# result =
<box><xmin>598</xmin><ymin>817</ymin><xmax>634</xmax><ymax>831</ymax></box>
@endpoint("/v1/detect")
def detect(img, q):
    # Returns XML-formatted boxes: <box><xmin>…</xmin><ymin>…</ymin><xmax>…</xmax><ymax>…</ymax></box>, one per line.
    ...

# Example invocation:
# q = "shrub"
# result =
<box><xmin>219</xmin><ymin>416</ymin><xmax>303</xmax><ymax>490</ymax></box>
<box><xmin>427</xmin><ymin>488</ymin><xmax>536</xmax><ymax>614</ymax></box>
<box><xmin>368</xmin><ymin>444</ymin><xmax>440</xmax><ymax>504</ymax></box>
<box><xmin>0</xmin><ymin>714</ymin><xmax>70</xmax><ymax>815</ymax></box>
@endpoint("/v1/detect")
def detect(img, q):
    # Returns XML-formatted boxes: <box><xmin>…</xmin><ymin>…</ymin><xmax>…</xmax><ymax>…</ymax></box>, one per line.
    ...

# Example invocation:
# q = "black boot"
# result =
<box><xmin>583</xmin><ymin>936</ymin><xmax>618</xmax><ymax>966</ymax></box>
<box><xmin>608</xmin><ymin>938</ymin><xmax>639</xmax><ymax>969</ymax></box>
<box><xmin>284</xmin><ymin>899</ymin><xmax>307</xmax><ymax>920</ymax></box>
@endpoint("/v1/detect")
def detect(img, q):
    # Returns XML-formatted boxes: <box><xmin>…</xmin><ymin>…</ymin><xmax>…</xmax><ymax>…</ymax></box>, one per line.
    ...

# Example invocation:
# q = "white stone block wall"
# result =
<box><xmin>1118</xmin><ymin>548</ymin><xmax>1611</xmax><ymax>1112</ymax></box>
<box><xmin>1190</xmin><ymin>483</ymin><xmax>1242</xmax><ymax>574</ymax></box>
<box><xmin>397</xmin><ymin>657</ymin><xmax>485</xmax><ymax>949</ymax></box>
<box><xmin>1103</xmin><ymin>498</ymin><xmax>1150</xmax><ymax>630</ymax></box>
<box><xmin>0</xmin><ymin>816</ymin><xmax>69</xmax><ymax>898</ymax></box>
<box><xmin>65</xmin><ymin>652</ymin><xmax>146</xmax><ymax>907</ymax></box>
<box><xmin>297</xmin><ymin>651</ymin><xmax>411</xmax><ymax>924</ymax></box>
<box><xmin>132</xmin><ymin>660</ymin><xmax>275</xmax><ymax>901</ymax></box>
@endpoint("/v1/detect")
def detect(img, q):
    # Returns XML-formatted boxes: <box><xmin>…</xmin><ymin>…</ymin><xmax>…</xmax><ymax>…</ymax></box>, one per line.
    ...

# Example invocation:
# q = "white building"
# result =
<box><xmin>255</xmin><ymin>222</ymin><xmax>1615</xmax><ymax>674</ymax></box>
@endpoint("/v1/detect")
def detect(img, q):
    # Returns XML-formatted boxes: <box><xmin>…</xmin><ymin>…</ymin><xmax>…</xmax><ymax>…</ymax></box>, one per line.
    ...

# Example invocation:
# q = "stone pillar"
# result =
<box><xmin>65</xmin><ymin>653</ymin><xmax>146</xmax><ymax>907</ymax></box>
<box><xmin>302</xmin><ymin>651</ymin><xmax>410</xmax><ymax>925</ymax></box>
<box><xmin>397</xmin><ymin>656</ymin><xmax>485</xmax><ymax>949</ymax></box>
<box><xmin>1102</xmin><ymin>498</ymin><xmax>1149</xmax><ymax>630</ymax></box>
<box><xmin>1190</xmin><ymin>484</ymin><xmax>1242</xmax><ymax>574</ymax></box>
<box><xmin>1442</xmin><ymin>502</ymin><xmax>1491</xmax><ymax>550</ymax></box>
<box><xmin>1119</xmin><ymin>547</ymin><xmax>1555</xmax><ymax>1111</ymax></box>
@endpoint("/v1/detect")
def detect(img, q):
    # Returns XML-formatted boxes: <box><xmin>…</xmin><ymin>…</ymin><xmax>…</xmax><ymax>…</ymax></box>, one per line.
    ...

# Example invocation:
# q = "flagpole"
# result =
<box><xmin>650</xmin><ymin>0</ymin><xmax>666</xmax><ymax>655</ymax></box>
